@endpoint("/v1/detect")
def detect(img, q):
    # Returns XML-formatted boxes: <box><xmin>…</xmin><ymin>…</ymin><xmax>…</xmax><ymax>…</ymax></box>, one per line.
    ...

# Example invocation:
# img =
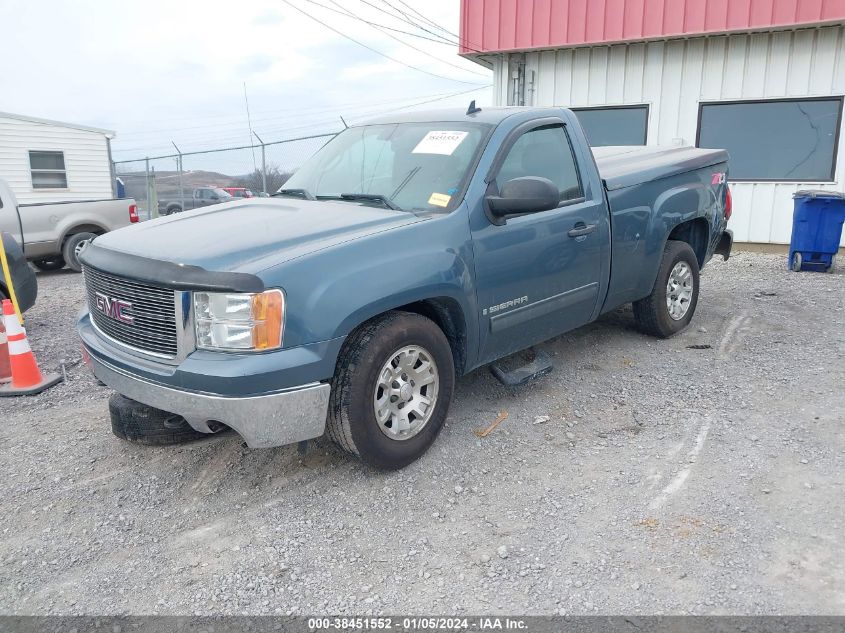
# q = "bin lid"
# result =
<box><xmin>793</xmin><ymin>189</ymin><xmax>845</xmax><ymax>200</ymax></box>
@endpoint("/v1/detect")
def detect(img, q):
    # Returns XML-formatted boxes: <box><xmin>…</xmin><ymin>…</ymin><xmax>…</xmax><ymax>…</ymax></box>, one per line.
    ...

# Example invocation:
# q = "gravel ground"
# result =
<box><xmin>1</xmin><ymin>252</ymin><xmax>843</xmax><ymax>616</ymax></box>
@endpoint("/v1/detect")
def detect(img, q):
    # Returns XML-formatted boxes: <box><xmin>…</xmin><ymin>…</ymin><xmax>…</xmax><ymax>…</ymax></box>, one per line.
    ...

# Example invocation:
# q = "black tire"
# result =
<box><xmin>326</xmin><ymin>311</ymin><xmax>455</xmax><ymax>470</ymax></box>
<box><xmin>32</xmin><ymin>257</ymin><xmax>66</xmax><ymax>272</ymax></box>
<box><xmin>164</xmin><ymin>205</ymin><xmax>182</xmax><ymax>216</ymax></box>
<box><xmin>63</xmin><ymin>232</ymin><xmax>97</xmax><ymax>272</ymax></box>
<box><xmin>109</xmin><ymin>393</ymin><xmax>207</xmax><ymax>445</ymax></box>
<box><xmin>634</xmin><ymin>240</ymin><xmax>701</xmax><ymax>338</ymax></box>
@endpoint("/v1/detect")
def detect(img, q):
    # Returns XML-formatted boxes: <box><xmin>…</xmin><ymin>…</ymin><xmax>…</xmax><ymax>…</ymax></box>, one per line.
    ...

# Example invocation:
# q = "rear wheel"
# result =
<box><xmin>63</xmin><ymin>232</ymin><xmax>97</xmax><ymax>272</ymax></box>
<box><xmin>326</xmin><ymin>311</ymin><xmax>455</xmax><ymax>470</ymax></box>
<box><xmin>634</xmin><ymin>240</ymin><xmax>700</xmax><ymax>338</ymax></box>
<box><xmin>791</xmin><ymin>252</ymin><xmax>803</xmax><ymax>272</ymax></box>
<box><xmin>32</xmin><ymin>257</ymin><xmax>66</xmax><ymax>272</ymax></box>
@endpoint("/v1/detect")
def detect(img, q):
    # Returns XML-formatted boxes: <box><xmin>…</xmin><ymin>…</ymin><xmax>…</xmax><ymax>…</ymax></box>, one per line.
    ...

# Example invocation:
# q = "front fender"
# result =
<box><xmin>264</xmin><ymin>210</ymin><xmax>479</xmax><ymax>366</ymax></box>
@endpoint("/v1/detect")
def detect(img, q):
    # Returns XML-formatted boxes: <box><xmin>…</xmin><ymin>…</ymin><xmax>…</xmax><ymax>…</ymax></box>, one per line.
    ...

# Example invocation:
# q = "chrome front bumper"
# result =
<box><xmin>87</xmin><ymin>351</ymin><xmax>330</xmax><ymax>448</ymax></box>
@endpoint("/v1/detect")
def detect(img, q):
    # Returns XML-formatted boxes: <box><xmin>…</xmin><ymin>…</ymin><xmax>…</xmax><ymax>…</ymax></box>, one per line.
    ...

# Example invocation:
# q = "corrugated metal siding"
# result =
<box><xmin>0</xmin><ymin>116</ymin><xmax>113</xmax><ymax>204</ymax></box>
<box><xmin>460</xmin><ymin>0</ymin><xmax>845</xmax><ymax>54</ymax></box>
<box><xmin>511</xmin><ymin>26</ymin><xmax>845</xmax><ymax>245</ymax></box>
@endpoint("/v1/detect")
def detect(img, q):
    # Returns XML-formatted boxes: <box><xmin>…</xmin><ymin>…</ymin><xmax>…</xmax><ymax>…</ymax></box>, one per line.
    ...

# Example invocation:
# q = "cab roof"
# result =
<box><xmin>361</xmin><ymin>106</ymin><xmax>565</xmax><ymax>126</ymax></box>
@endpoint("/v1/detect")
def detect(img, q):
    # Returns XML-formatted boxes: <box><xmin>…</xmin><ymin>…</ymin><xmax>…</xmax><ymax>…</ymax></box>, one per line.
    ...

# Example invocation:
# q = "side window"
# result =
<box><xmin>29</xmin><ymin>150</ymin><xmax>68</xmax><ymax>189</ymax></box>
<box><xmin>496</xmin><ymin>124</ymin><xmax>583</xmax><ymax>203</ymax></box>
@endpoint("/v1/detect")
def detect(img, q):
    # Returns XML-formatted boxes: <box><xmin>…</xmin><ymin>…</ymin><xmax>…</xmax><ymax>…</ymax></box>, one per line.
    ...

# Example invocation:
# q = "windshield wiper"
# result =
<box><xmin>273</xmin><ymin>188</ymin><xmax>315</xmax><ymax>200</ymax></box>
<box><xmin>338</xmin><ymin>193</ymin><xmax>400</xmax><ymax>210</ymax></box>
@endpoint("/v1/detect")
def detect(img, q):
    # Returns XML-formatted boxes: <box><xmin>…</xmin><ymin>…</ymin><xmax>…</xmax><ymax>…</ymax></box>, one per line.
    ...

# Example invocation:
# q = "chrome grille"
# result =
<box><xmin>83</xmin><ymin>265</ymin><xmax>178</xmax><ymax>357</ymax></box>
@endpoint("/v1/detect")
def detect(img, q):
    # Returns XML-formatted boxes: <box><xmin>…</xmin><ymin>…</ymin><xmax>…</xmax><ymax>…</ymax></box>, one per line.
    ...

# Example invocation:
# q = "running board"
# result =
<box><xmin>490</xmin><ymin>349</ymin><xmax>553</xmax><ymax>387</ymax></box>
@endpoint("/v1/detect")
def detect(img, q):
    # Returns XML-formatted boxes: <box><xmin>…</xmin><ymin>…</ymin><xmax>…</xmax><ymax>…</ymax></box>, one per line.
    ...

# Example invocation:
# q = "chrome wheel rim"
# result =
<box><xmin>373</xmin><ymin>345</ymin><xmax>439</xmax><ymax>441</ymax></box>
<box><xmin>74</xmin><ymin>239</ymin><xmax>91</xmax><ymax>258</ymax></box>
<box><xmin>666</xmin><ymin>261</ymin><xmax>693</xmax><ymax>320</ymax></box>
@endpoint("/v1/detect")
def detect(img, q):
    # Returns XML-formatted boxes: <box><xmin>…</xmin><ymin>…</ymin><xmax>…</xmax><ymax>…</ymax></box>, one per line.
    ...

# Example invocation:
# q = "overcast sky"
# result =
<box><xmin>0</xmin><ymin>0</ymin><xmax>492</xmax><ymax>167</ymax></box>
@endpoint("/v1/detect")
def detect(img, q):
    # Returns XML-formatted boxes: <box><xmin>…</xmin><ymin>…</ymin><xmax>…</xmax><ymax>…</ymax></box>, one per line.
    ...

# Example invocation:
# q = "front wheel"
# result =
<box><xmin>634</xmin><ymin>240</ymin><xmax>700</xmax><ymax>338</ymax></box>
<box><xmin>326</xmin><ymin>311</ymin><xmax>455</xmax><ymax>470</ymax></box>
<box><xmin>791</xmin><ymin>252</ymin><xmax>803</xmax><ymax>272</ymax></box>
<box><xmin>63</xmin><ymin>232</ymin><xmax>97</xmax><ymax>272</ymax></box>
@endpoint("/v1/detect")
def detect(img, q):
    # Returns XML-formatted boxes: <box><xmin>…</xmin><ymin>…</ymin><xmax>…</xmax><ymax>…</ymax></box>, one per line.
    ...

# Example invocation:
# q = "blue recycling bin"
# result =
<box><xmin>789</xmin><ymin>190</ymin><xmax>845</xmax><ymax>272</ymax></box>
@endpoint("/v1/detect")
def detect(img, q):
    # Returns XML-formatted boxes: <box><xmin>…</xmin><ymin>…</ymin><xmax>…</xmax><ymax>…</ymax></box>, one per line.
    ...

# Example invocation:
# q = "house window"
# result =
<box><xmin>29</xmin><ymin>150</ymin><xmax>68</xmax><ymax>189</ymax></box>
<box><xmin>697</xmin><ymin>98</ymin><xmax>843</xmax><ymax>182</ymax></box>
<box><xmin>572</xmin><ymin>105</ymin><xmax>649</xmax><ymax>146</ymax></box>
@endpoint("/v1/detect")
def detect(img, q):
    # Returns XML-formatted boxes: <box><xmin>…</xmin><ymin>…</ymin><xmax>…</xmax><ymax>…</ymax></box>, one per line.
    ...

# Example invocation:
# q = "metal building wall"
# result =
<box><xmin>491</xmin><ymin>25</ymin><xmax>845</xmax><ymax>246</ymax></box>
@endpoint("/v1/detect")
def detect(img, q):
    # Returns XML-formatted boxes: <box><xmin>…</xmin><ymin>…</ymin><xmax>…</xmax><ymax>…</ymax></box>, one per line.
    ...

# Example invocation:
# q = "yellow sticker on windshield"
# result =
<box><xmin>428</xmin><ymin>193</ymin><xmax>451</xmax><ymax>207</ymax></box>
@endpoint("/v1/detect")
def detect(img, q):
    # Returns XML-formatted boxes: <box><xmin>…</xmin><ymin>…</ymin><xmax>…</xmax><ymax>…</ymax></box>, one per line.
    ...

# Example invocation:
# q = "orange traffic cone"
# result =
<box><xmin>0</xmin><ymin>299</ymin><xmax>61</xmax><ymax>396</ymax></box>
<box><xmin>0</xmin><ymin>320</ymin><xmax>11</xmax><ymax>384</ymax></box>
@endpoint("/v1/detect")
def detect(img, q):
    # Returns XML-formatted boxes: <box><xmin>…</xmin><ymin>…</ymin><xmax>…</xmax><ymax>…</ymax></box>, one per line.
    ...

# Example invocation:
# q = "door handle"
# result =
<box><xmin>568</xmin><ymin>223</ymin><xmax>596</xmax><ymax>238</ymax></box>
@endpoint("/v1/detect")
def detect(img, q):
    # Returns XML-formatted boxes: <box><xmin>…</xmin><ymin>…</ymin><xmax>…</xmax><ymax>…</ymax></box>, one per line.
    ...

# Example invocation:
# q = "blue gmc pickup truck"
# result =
<box><xmin>78</xmin><ymin>105</ymin><xmax>732</xmax><ymax>470</ymax></box>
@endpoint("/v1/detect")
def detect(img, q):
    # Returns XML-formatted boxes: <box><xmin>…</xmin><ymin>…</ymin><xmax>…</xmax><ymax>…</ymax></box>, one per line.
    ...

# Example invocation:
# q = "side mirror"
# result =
<box><xmin>486</xmin><ymin>176</ymin><xmax>559</xmax><ymax>218</ymax></box>
<box><xmin>210</xmin><ymin>194</ymin><xmax>219</xmax><ymax>201</ymax></box>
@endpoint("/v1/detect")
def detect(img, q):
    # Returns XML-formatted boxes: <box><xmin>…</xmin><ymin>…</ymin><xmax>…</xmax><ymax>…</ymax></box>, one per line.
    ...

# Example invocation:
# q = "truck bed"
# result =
<box><xmin>593</xmin><ymin>145</ymin><xmax>728</xmax><ymax>191</ymax></box>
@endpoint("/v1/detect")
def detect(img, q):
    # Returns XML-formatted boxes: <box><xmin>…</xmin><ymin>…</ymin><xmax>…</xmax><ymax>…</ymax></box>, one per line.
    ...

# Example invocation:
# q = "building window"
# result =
<box><xmin>29</xmin><ymin>150</ymin><xmax>68</xmax><ymax>189</ymax></box>
<box><xmin>697</xmin><ymin>98</ymin><xmax>843</xmax><ymax>182</ymax></box>
<box><xmin>572</xmin><ymin>105</ymin><xmax>649</xmax><ymax>146</ymax></box>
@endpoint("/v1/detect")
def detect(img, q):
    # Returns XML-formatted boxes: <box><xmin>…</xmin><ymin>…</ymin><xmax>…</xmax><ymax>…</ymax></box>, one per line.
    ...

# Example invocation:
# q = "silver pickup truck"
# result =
<box><xmin>0</xmin><ymin>177</ymin><xmax>138</xmax><ymax>272</ymax></box>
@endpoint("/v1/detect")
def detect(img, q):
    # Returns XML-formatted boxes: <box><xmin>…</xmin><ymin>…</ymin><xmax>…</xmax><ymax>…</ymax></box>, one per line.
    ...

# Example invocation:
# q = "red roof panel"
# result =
<box><xmin>460</xmin><ymin>0</ymin><xmax>845</xmax><ymax>54</ymax></box>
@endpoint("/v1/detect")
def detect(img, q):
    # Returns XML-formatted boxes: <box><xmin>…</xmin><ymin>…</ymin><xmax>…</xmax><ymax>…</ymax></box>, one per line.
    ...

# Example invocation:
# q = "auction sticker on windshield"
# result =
<box><xmin>427</xmin><ymin>192</ymin><xmax>451</xmax><ymax>207</ymax></box>
<box><xmin>412</xmin><ymin>131</ymin><xmax>468</xmax><ymax>155</ymax></box>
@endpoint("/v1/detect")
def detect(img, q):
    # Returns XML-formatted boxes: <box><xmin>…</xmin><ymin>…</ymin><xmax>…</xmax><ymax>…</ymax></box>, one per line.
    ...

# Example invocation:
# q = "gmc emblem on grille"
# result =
<box><xmin>94</xmin><ymin>292</ymin><xmax>134</xmax><ymax>325</ymax></box>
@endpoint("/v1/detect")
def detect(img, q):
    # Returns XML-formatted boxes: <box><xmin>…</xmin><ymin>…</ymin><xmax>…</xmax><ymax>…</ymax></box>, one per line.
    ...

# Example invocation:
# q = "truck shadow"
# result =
<box><xmin>32</xmin><ymin>267</ymin><xmax>80</xmax><ymax>278</ymax></box>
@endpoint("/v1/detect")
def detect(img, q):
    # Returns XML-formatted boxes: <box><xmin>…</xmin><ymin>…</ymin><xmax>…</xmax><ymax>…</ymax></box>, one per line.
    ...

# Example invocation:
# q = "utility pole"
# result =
<box><xmin>144</xmin><ymin>157</ymin><xmax>151</xmax><ymax>220</ymax></box>
<box><xmin>253</xmin><ymin>131</ymin><xmax>267</xmax><ymax>195</ymax></box>
<box><xmin>172</xmin><ymin>141</ymin><xmax>184</xmax><ymax>211</ymax></box>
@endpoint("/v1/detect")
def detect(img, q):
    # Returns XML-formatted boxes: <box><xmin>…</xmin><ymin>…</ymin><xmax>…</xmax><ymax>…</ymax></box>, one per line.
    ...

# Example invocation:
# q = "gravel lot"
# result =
<box><xmin>1</xmin><ymin>252</ymin><xmax>843</xmax><ymax>616</ymax></box>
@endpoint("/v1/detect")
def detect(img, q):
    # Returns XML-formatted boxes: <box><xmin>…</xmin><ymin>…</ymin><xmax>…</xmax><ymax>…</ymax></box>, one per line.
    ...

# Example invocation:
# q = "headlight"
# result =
<box><xmin>194</xmin><ymin>289</ymin><xmax>284</xmax><ymax>351</ymax></box>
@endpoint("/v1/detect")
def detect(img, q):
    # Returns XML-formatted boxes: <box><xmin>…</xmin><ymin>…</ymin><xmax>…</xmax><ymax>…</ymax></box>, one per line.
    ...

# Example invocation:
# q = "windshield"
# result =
<box><xmin>280</xmin><ymin>122</ymin><xmax>490</xmax><ymax>212</ymax></box>
<box><xmin>213</xmin><ymin>188</ymin><xmax>233</xmax><ymax>199</ymax></box>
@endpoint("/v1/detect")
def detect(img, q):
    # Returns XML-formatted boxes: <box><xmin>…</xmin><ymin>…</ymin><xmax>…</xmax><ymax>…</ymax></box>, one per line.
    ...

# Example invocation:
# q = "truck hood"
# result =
<box><xmin>92</xmin><ymin>198</ymin><xmax>423</xmax><ymax>274</ymax></box>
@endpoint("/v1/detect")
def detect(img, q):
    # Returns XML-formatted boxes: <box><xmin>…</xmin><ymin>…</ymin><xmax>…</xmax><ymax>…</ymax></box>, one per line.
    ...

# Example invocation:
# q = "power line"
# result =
<box><xmin>383</xmin><ymin>0</ymin><xmax>487</xmax><ymax>53</ymax></box>
<box><xmin>374</xmin><ymin>0</ymin><xmax>487</xmax><ymax>54</ymax></box>
<box><xmin>115</xmin><ymin>89</ymin><xmax>472</xmax><ymax>139</ymax></box>
<box><xmin>300</xmin><ymin>0</ymin><xmax>457</xmax><ymax>47</ymax></box>
<box><xmin>112</xmin><ymin>85</ymin><xmax>490</xmax><ymax>157</ymax></box>
<box><xmin>392</xmin><ymin>0</ymin><xmax>462</xmax><ymax>40</ymax></box>
<box><xmin>279</xmin><ymin>0</ymin><xmax>484</xmax><ymax>84</ymax></box>
<box><xmin>314</xmin><ymin>0</ymin><xmax>489</xmax><ymax>77</ymax></box>
<box><xmin>355</xmin><ymin>0</ymin><xmax>475</xmax><ymax>52</ymax></box>
<box><xmin>115</xmin><ymin>86</ymin><xmax>489</xmax><ymax>153</ymax></box>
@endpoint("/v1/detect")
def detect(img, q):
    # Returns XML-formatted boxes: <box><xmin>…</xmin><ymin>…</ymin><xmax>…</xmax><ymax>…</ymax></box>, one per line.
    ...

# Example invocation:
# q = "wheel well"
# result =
<box><xmin>395</xmin><ymin>297</ymin><xmax>467</xmax><ymax>374</ymax></box>
<box><xmin>667</xmin><ymin>218</ymin><xmax>709</xmax><ymax>267</ymax></box>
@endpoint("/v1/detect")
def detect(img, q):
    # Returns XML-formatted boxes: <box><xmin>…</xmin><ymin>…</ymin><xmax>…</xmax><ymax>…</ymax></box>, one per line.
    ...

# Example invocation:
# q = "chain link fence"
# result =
<box><xmin>114</xmin><ymin>132</ymin><xmax>338</xmax><ymax>219</ymax></box>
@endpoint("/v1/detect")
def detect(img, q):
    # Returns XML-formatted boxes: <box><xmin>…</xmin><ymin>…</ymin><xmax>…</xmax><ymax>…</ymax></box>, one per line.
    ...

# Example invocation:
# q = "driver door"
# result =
<box><xmin>470</xmin><ymin>120</ymin><xmax>609</xmax><ymax>363</ymax></box>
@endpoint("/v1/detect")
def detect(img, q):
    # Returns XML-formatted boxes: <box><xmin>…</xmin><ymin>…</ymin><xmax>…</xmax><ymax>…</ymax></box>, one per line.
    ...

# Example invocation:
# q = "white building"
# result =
<box><xmin>460</xmin><ymin>0</ymin><xmax>845</xmax><ymax>248</ymax></box>
<box><xmin>0</xmin><ymin>111</ymin><xmax>115</xmax><ymax>205</ymax></box>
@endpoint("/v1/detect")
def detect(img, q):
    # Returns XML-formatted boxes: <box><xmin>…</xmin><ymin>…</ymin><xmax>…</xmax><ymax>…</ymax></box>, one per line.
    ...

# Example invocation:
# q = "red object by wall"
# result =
<box><xmin>460</xmin><ymin>0</ymin><xmax>845</xmax><ymax>54</ymax></box>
